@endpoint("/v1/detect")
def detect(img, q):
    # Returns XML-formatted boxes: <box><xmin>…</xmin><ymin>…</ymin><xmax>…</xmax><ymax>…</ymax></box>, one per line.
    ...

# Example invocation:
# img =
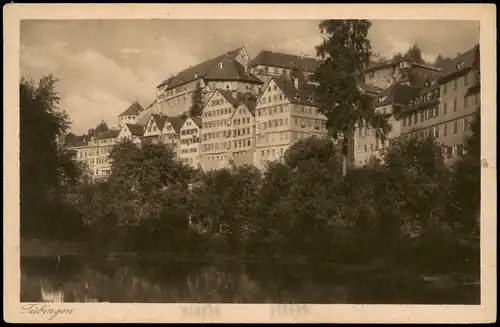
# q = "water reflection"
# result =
<box><xmin>21</xmin><ymin>256</ymin><xmax>479</xmax><ymax>304</ymax></box>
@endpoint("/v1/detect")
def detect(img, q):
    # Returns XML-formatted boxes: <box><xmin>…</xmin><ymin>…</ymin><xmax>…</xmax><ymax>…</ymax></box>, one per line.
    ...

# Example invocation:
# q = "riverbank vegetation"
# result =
<box><xmin>19</xmin><ymin>73</ymin><xmax>480</xmax><ymax>275</ymax></box>
<box><xmin>20</xmin><ymin>60</ymin><xmax>480</xmax><ymax>276</ymax></box>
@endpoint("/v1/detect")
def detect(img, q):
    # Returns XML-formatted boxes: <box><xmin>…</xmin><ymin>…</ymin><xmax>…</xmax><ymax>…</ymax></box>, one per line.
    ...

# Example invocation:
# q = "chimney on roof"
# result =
<box><xmin>293</xmin><ymin>77</ymin><xmax>299</xmax><ymax>90</ymax></box>
<box><xmin>232</xmin><ymin>90</ymin><xmax>237</xmax><ymax>99</ymax></box>
<box><xmin>218</xmin><ymin>61</ymin><xmax>223</xmax><ymax>69</ymax></box>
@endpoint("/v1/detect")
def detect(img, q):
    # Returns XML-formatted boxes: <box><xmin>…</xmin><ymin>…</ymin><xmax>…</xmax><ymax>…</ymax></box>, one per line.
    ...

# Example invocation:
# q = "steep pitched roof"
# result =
<box><xmin>272</xmin><ymin>75</ymin><xmax>317</xmax><ymax>106</ymax></box>
<box><xmin>373</xmin><ymin>83</ymin><xmax>422</xmax><ymax>108</ymax></box>
<box><xmin>125</xmin><ymin>123</ymin><xmax>144</xmax><ymax>136</ymax></box>
<box><xmin>204</xmin><ymin>58</ymin><xmax>262</xmax><ymax>83</ymax></box>
<box><xmin>191</xmin><ymin>116</ymin><xmax>202</xmax><ymax>128</ymax></box>
<box><xmin>150</xmin><ymin>114</ymin><xmax>168</xmax><ymax>131</ymax></box>
<box><xmin>249</xmin><ymin>50</ymin><xmax>324</xmax><ymax>73</ymax></box>
<box><xmin>241</xmin><ymin>94</ymin><xmax>258</xmax><ymax>113</ymax></box>
<box><xmin>166</xmin><ymin>116</ymin><xmax>185</xmax><ymax>133</ymax></box>
<box><xmin>437</xmin><ymin>45</ymin><xmax>479</xmax><ymax>82</ymax></box>
<box><xmin>119</xmin><ymin>102</ymin><xmax>143</xmax><ymax>117</ymax></box>
<box><xmin>158</xmin><ymin>47</ymin><xmax>260</xmax><ymax>90</ymax></box>
<box><xmin>357</xmin><ymin>81</ymin><xmax>383</xmax><ymax>96</ymax></box>
<box><xmin>94</xmin><ymin>129</ymin><xmax>120</xmax><ymax>140</ymax></box>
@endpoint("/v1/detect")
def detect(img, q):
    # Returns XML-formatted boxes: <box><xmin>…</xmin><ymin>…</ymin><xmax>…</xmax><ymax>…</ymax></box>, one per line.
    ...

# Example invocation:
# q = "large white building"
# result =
<box><xmin>254</xmin><ymin>75</ymin><xmax>329</xmax><ymax>169</ymax></box>
<box><xmin>154</xmin><ymin>47</ymin><xmax>263</xmax><ymax>117</ymax></box>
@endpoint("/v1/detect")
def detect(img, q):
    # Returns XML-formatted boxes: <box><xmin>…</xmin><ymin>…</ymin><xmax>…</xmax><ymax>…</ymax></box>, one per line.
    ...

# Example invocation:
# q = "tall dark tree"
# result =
<box><xmin>20</xmin><ymin>75</ymin><xmax>83</xmax><ymax>239</ymax></box>
<box><xmin>314</xmin><ymin>20</ymin><xmax>391</xmax><ymax>176</ymax></box>
<box><xmin>405</xmin><ymin>44</ymin><xmax>426</xmax><ymax>65</ymax></box>
<box><xmin>189</xmin><ymin>81</ymin><xmax>204</xmax><ymax>117</ymax></box>
<box><xmin>434</xmin><ymin>54</ymin><xmax>445</xmax><ymax>67</ymax></box>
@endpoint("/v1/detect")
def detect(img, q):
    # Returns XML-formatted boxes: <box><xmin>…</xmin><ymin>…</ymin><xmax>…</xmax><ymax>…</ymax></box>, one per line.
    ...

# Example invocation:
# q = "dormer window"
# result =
<box><xmin>379</xmin><ymin>96</ymin><xmax>387</xmax><ymax>103</ymax></box>
<box><xmin>456</xmin><ymin>61</ymin><xmax>465</xmax><ymax>70</ymax></box>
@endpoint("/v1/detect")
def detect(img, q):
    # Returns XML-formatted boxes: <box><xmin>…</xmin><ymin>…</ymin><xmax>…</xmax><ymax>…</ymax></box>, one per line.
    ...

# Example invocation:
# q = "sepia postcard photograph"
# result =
<box><xmin>3</xmin><ymin>3</ymin><xmax>497</xmax><ymax>324</ymax></box>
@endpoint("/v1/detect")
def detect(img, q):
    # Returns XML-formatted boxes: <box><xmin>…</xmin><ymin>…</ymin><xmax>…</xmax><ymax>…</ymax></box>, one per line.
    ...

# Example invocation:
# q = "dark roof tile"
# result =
<box><xmin>166</xmin><ymin>116</ymin><xmax>185</xmax><ymax>133</ymax></box>
<box><xmin>94</xmin><ymin>129</ymin><xmax>120</xmax><ymax>140</ymax></box>
<box><xmin>249</xmin><ymin>50</ymin><xmax>324</xmax><ymax>72</ymax></box>
<box><xmin>119</xmin><ymin>102</ymin><xmax>143</xmax><ymax>117</ymax></box>
<box><xmin>150</xmin><ymin>114</ymin><xmax>168</xmax><ymax>131</ymax></box>
<box><xmin>374</xmin><ymin>83</ymin><xmax>422</xmax><ymax>108</ymax></box>
<box><xmin>125</xmin><ymin>124</ymin><xmax>144</xmax><ymax>136</ymax></box>
<box><xmin>158</xmin><ymin>48</ymin><xmax>261</xmax><ymax>90</ymax></box>
<box><xmin>438</xmin><ymin>45</ymin><xmax>479</xmax><ymax>81</ymax></box>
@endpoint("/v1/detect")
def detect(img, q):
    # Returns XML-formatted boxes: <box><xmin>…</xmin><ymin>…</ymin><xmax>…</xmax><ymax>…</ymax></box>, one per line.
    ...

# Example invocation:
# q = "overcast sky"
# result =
<box><xmin>20</xmin><ymin>19</ymin><xmax>480</xmax><ymax>134</ymax></box>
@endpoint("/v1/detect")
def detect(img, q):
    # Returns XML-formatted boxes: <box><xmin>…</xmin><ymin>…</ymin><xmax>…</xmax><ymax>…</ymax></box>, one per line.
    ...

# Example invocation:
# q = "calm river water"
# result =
<box><xmin>21</xmin><ymin>256</ymin><xmax>479</xmax><ymax>304</ymax></box>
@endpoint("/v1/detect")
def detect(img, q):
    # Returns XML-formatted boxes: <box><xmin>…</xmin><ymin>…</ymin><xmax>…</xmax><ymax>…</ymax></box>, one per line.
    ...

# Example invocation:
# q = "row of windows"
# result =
<box><xmin>259</xmin><ymin>93</ymin><xmax>285</xmax><ymax>105</ymax></box>
<box><xmin>203</xmin><ymin>119</ymin><xmax>229</xmax><ymax>129</ymax></box>
<box><xmin>159</xmin><ymin>134</ymin><xmax>179</xmax><ymax>141</ymax></box>
<box><xmin>409</xmin><ymin>90</ymin><xmax>440</xmax><ymax>108</ymax></box>
<box><xmin>442</xmin><ymin>144</ymin><xmax>467</xmax><ymax>159</ymax></box>
<box><xmin>234</xmin><ymin>138</ymin><xmax>252</xmax><ymax>149</ymax></box>
<box><xmin>159</xmin><ymin>94</ymin><xmax>191</xmax><ymax>108</ymax></box>
<box><xmin>207</xmin><ymin>154</ymin><xmax>228</xmax><ymax>161</ymax></box>
<box><xmin>403</xmin><ymin>106</ymin><xmax>439</xmax><ymax>127</ymax></box>
<box><xmin>257</xmin><ymin>131</ymin><xmax>290</xmax><ymax>144</ymax></box>
<box><xmin>256</xmin><ymin>66</ymin><xmax>289</xmax><ymax>75</ymax></box>
<box><xmin>256</xmin><ymin>104</ymin><xmax>290</xmax><ymax>116</ymax></box>
<box><xmin>234</xmin><ymin>117</ymin><xmax>251</xmax><ymax>125</ymax></box>
<box><xmin>203</xmin><ymin>130</ymin><xmax>231</xmax><ymax>140</ymax></box>
<box><xmin>258</xmin><ymin>118</ymin><xmax>288</xmax><ymax>130</ymax></box>
<box><xmin>202</xmin><ymin>141</ymin><xmax>230</xmax><ymax>152</ymax></box>
<box><xmin>181</xmin><ymin>128</ymin><xmax>198</xmax><ymax>136</ymax></box>
<box><xmin>180</xmin><ymin>148</ymin><xmax>198</xmax><ymax>154</ymax></box>
<box><xmin>442</xmin><ymin>73</ymin><xmax>472</xmax><ymax>94</ymax></box>
<box><xmin>121</xmin><ymin>116</ymin><xmax>136</xmax><ymax>121</ymax></box>
<box><xmin>406</xmin><ymin>117</ymin><xmax>470</xmax><ymax>139</ymax></box>
<box><xmin>202</xmin><ymin>126</ymin><xmax>252</xmax><ymax>141</ymax></box>
<box><xmin>209</xmin><ymin>99</ymin><xmax>227</xmax><ymax>108</ymax></box>
<box><xmin>259</xmin><ymin>147</ymin><xmax>286</xmax><ymax>159</ymax></box>
<box><xmin>180</xmin><ymin>137</ymin><xmax>200</xmax><ymax>145</ymax></box>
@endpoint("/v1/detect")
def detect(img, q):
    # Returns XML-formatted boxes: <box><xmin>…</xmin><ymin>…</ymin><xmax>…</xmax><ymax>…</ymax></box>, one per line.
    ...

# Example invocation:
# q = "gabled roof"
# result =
<box><xmin>119</xmin><ymin>102</ymin><xmax>143</xmax><ymax>117</ymax></box>
<box><xmin>231</xmin><ymin>93</ymin><xmax>259</xmax><ymax>119</ymax></box>
<box><xmin>191</xmin><ymin>116</ymin><xmax>202</xmax><ymax>128</ymax></box>
<box><xmin>437</xmin><ymin>45</ymin><xmax>479</xmax><ymax>82</ymax></box>
<box><xmin>94</xmin><ymin>129</ymin><xmax>120</xmax><ymax>140</ymax></box>
<box><xmin>158</xmin><ymin>47</ymin><xmax>260</xmax><ymax>90</ymax></box>
<box><xmin>249</xmin><ymin>50</ymin><xmax>324</xmax><ymax>73</ymax></box>
<box><xmin>165</xmin><ymin>116</ymin><xmax>185</xmax><ymax>133</ymax></box>
<box><xmin>357</xmin><ymin>81</ymin><xmax>383</xmax><ymax>96</ymax></box>
<box><xmin>150</xmin><ymin>114</ymin><xmax>168</xmax><ymax>131</ymax></box>
<box><xmin>204</xmin><ymin>58</ymin><xmax>262</xmax><ymax>83</ymax></box>
<box><xmin>125</xmin><ymin>123</ymin><xmax>144</xmax><ymax>136</ymax></box>
<box><xmin>373</xmin><ymin>83</ymin><xmax>422</xmax><ymax>108</ymax></box>
<box><xmin>417</xmin><ymin>79</ymin><xmax>440</xmax><ymax>95</ymax></box>
<box><xmin>271</xmin><ymin>75</ymin><xmax>317</xmax><ymax>106</ymax></box>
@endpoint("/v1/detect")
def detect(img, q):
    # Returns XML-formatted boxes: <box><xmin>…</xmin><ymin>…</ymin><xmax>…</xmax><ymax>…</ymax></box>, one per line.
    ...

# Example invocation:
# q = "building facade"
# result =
<box><xmin>364</xmin><ymin>55</ymin><xmax>440</xmax><ymax>90</ymax></box>
<box><xmin>400</xmin><ymin>45</ymin><xmax>480</xmax><ymax>163</ymax></box>
<box><xmin>254</xmin><ymin>75</ymin><xmax>328</xmax><ymax>170</ymax></box>
<box><xmin>353</xmin><ymin>82</ymin><xmax>421</xmax><ymax>166</ymax></box>
<box><xmin>179</xmin><ymin>116</ymin><xmax>202</xmax><ymax>168</ymax></box>
<box><xmin>354</xmin><ymin>45</ymin><xmax>481</xmax><ymax>167</ymax></box>
<box><xmin>248</xmin><ymin>50</ymin><xmax>323</xmax><ymax>84</ymax></box>
<box><xmin>155</xmin><ymin>47</ymin><xmax>262</xmax><ymax>117</ymax></box>
<box><xmin>118</xmin><ymin>102</ymin><xmax>143</xmax><ymax>127</ymax></box>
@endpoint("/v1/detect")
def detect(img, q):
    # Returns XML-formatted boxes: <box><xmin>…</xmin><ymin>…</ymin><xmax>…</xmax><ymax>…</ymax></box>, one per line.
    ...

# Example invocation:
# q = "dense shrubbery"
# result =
<box><xmin>20</xmin><ymin>75</ymin><xmax>480</xmax><ymax>275</ymax></box>
<box><xmin>57</xmin><ymin>124</ymin><xmax>479</xmax><ymax>273</ymax></box>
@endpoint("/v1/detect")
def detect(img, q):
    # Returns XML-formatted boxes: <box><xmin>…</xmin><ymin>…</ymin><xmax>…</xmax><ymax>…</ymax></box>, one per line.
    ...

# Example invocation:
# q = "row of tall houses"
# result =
<box><xmin>353</xmin><ymin>44</ymin><xmax>480</xmax><ymax>166</ymax></box>
<box><xmin>66</xmin><ymin>48</ymin><xmax>331</xmax><ymax>178</ymax></box>
<box><xmin>67</xmin><ymin>44</ymin><xmax>480</xmax><ymax>179</ymax></box>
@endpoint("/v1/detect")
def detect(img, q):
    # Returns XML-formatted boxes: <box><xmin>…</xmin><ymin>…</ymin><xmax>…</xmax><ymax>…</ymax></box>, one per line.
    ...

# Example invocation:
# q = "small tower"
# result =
<box><xmin>118</xmin><ymin>101</ymin><xmax>143</xmax><ymax>127</ymax></box>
